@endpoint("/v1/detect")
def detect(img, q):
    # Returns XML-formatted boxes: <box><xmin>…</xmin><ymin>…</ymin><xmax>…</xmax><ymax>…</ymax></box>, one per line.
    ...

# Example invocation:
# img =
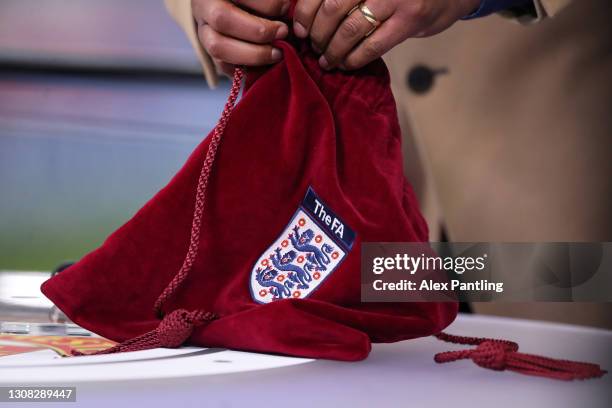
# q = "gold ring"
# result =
<box><xmin>358</xmin><ymin>4</ymin><xmax>380</xmax><ymax>36</ymax></box>
<box><xmin>347</xmin><ymin>4</ymin><xmax>360</xmax><ymax>17</ymax></box>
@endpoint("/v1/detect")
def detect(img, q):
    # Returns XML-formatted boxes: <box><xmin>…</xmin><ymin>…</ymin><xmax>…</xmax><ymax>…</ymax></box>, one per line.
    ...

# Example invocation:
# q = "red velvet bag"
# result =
<box><xmin>41</xmin><ymin>38</ymin><xmax>455</xmax><ymax>361</ymax></box>
<box><xmin>40</xmin><ymin>32</ymin><xmax>605</xmax><ymax>380</ymax></box>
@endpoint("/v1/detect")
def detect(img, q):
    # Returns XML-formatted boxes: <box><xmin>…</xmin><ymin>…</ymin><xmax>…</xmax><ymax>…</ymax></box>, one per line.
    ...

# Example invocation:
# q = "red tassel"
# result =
<box><xmin>72</xmin><ymin>309</ymin><xmax>216</xmax><ymax>356</ymax></box>
<box><xmin>434</xmin><ymin>332</ymin><xmax>607</xmax><ymax>381</ymax></box>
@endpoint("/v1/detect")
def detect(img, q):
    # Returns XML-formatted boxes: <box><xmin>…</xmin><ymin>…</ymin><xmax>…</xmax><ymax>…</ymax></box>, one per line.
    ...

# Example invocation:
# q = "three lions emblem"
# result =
<box><xmin>250</xmin><ymin>188</ymin><xmax>355</xmax><ymax>303</ymax></box>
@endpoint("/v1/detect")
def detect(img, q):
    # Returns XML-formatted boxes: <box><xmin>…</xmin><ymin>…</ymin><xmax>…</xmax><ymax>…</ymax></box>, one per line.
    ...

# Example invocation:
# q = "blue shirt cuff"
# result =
<box><xmin>461</xmin><ymin>0</ymin><xmax>533</xmax><ymax>19</ymax></box>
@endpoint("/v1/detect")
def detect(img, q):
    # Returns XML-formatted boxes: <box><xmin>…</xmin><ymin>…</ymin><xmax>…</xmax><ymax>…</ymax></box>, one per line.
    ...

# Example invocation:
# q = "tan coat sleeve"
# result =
<box><xmin>537</xmin><ymin>0</ymin><xmax>573</xmax><ymax>16</ymax></box>
<box><xmin>164</xmin><ymin>0</ymin><xmax>219</xmax><ymax>88</ymax></box>
<box><xmin>505</xmin><ymin>0</ymin><xmax>574</xmax><ymax>22</ymax></box>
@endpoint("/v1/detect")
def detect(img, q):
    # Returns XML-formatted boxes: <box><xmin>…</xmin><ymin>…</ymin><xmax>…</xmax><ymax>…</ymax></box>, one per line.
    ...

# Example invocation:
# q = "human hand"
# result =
<box><xmin>192</xmin><ymin>0</ymin><xmax>291</xmax><ymax>75</ymax></box>
<box><xmin>293</xmin><ymin>0</ymin><xmax>481</xmax><ymax>70</ymax></box>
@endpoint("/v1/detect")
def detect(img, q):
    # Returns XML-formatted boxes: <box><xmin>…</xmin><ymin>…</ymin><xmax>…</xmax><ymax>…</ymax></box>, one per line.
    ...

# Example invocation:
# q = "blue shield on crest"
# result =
<box><xmin>250</xmin><ymin>188</ymin><xmax>354</xmax><ymax>304</ymax></box>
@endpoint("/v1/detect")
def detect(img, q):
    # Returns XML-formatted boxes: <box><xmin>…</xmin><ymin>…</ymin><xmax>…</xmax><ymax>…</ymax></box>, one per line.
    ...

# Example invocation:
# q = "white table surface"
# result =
<box><xmin>2</xmin><ymin>313</ymin><xmax>610</xmax><ymax>408</ymax></box>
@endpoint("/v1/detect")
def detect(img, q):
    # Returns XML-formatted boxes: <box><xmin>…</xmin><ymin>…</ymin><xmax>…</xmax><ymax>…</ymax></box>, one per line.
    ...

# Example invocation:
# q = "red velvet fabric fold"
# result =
<box><xmin>41</xmin><ymin>39</ymin><xmax>457</xmax><ymax>361</ymax></box>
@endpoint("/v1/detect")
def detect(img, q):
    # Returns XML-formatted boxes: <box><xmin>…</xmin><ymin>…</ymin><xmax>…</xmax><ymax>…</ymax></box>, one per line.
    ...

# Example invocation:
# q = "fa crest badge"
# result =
<box><xmin>250</xmin><ymin>187</ymin><xmax>356</xmax><ymax>304</ymax></box>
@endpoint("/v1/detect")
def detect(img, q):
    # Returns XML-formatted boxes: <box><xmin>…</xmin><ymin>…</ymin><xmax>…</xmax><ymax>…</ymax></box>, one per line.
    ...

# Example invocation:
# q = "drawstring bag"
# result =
<box><xmin>41</xmin><ymin>41</ymin><xmax>454</xmax><ymax>361</ymax></box>
<box><xmin>41</xmin><ymin>27</ymin><xmax>604</xmax><ymax>380</ymax></box>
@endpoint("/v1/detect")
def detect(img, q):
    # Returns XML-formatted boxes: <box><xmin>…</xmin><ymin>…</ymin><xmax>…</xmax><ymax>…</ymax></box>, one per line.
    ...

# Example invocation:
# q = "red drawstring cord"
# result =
<box><xmin>434</xmin><ymin>332</ymin><xmax>606</xmax><ymax>380</ymax></box>
<box><xmin>72</xmin><ymin>68</ymin><xmax>245</xmax><ymax>356</ymax></box>
<box><xmin>71</xmin><ymin>309</ymin><xmax>216</xmax><ymax>356</ymax></box>
<box><xmin>152</xmin><ymin>67</ymin><xmax>245</xmax><ymax>318</ymax></box>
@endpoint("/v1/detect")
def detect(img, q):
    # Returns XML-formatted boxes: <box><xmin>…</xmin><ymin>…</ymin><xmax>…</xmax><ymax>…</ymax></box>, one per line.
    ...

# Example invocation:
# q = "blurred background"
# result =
<box><xmin>0</xmin><ymin>0</ymin><xmax>230</xmax><ymax>271</ymax></box>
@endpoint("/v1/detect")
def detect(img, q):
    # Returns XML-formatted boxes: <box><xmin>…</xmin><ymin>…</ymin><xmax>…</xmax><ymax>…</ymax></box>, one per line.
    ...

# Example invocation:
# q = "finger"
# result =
<box><xmin>198</xmin><ymin>0</ymin><xmax>288</xmax><ymax>44</ymax></box>
<box><xmin>397</xmin><ymin>0</ymin><xmax>441</xmax><ymax>37</ymax></box>
<box><xmin>293</xmin><ymin>0</ymin><xmax>324</xmax><ymax>38</ymax></box>
<box><xmin>199</xmin><ymin>24</ymin><xmax>283</xmax><ymax>66</ymax></box>
<box><xmin>320</xmin><ymin>0</ymin><xmax>395</xmax><ymax>69</ymax></box>
<box><xmin>310</xmin><ymin>0</ymin><xmax>362</xmax><ymax>53</ymax></box>
<box><xmin>409</xmin><ymin>2</ymin><xmax>469</xmax><ymax>38</ymax></box>
<box><xmin>233</xmin><ymin>0</ymin><xmax>291</xmax><ymax>17</ymax></box>
<box><xmin>342</xmin><ymin>18</ymin><xmax>404</xmax><ymax>70</ymax></box>
<box><xmin>212</xmin><ymin>58</ymin><xmax>236</xmax><ymax>77</ymax></box>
